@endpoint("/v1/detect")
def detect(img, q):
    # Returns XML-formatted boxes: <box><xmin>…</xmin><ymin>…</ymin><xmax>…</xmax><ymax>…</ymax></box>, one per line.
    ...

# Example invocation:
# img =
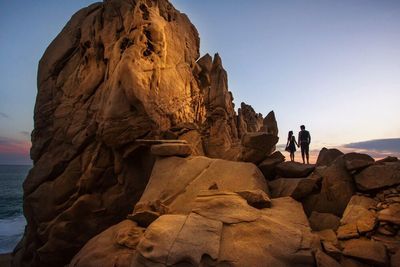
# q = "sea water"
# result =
<box><xmin>0</xmin><ymin>165</ymin><xmax>30</xmax><ymax>254</ymax></box>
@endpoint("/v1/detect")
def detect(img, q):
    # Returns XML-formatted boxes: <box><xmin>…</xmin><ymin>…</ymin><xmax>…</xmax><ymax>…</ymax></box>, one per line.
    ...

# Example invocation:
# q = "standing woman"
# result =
<box><xmin>286</xmin><ymin>131</ymin><xmax>298</xmax><ymax>162</ymax></box>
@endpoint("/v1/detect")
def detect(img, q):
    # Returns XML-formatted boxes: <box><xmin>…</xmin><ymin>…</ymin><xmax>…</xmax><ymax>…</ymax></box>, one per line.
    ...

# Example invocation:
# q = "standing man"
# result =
<box><xmin>298</xmin><ymin>125</ymin><xmax>311</xmax><ymax>164</ymax></box>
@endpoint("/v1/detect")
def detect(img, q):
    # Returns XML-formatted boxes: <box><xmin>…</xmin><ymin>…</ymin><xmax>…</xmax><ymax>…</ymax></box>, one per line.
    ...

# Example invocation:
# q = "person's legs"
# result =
<box><xmin>290</xmin><ymin>152</ymin><xmax>294</xmax><ymax>161</ymax></box>
<box><xmin>305</xmin><ymin>144</ymin><xmax>310</xmax><ymax>164</ymax></box>
<box><xmin>301</xmin><ymin>147</ymin><xmax>305</xmax><ymax>164</ymax></box>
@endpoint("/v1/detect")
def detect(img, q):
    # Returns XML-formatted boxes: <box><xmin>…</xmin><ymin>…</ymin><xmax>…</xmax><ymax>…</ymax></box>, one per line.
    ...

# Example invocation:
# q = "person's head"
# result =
<box><xmin>288</xmin><ymin>131</ymin><xmax>293</xmax><ymax>139</ymax></box>
<box><xmin>300</xmin><ymin>125</ymin><xmax>305</xmax><ymax>130</ymax></box>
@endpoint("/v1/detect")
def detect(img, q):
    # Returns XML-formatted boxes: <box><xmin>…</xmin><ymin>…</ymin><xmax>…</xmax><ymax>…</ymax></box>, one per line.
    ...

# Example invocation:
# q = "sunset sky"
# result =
<box><xmin>0</xmin><ymin>0</ymin><xmax>399</xmax><ymax>164</ymax></box>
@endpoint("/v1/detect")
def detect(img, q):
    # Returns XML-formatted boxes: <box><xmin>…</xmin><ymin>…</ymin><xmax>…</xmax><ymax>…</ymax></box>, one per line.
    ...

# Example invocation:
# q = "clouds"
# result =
<box><xmin>344</xmin><ymin>138</ymin><xmax>400</xmax><ymax>153</ymax></box>
<box><xmin>0</xmin><ymin>112</ymin><xmax>9</xmax><ymax>119</ymax></box>
<box><xmin>0</xmin><ymin>136</ymin><xmax>31</xmax><ymax>164</ymax></box>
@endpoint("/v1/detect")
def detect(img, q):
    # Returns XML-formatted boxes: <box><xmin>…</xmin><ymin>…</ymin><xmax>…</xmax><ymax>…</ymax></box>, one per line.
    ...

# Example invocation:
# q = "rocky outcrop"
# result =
<box><xmin>355</xmin><ymin>161</ymin><xmax>400</xmax><ymax>191</ymax></box>
<box><xmin>129</xmin><ymin>156</ymin><xmax>268</xmax><ymax>216</ymax></box>
<box><xmin>71</xmin><ymin>196</ymin><xmax>319</xmax><ymax>267</ymax></box>
<box><xmin>16</xmin><ymin>0</ymin><xmax>400</xmax><ymax>266</ymax></box>
<box><xmin>302</xmin><ymin>157</ymin><xmax>355</xmax><ymax>217</ymax></box>
<box><xmin>16</xmin><ymin>1</ymin><xmax>279</xmax><ymax>266</ymax></box>
<box><xmin>275</xmin><ymin>161</ymin><xmax>315</xmax><ymax>178</ymax></box>
<box><xmin>257</xmin><ymin>151</ymin><xmax>285</xmax><ymax>179</ymax></box>
<box><xmin>315</xmin><ymin>148</ymin><xmax>344</xmax><ymax>167</ymax></box>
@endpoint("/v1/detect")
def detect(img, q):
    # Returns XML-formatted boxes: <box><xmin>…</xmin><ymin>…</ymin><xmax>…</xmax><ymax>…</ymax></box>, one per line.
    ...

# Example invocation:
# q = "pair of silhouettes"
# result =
<box><xmin>286</xmin><ymin>125</ymin><xmax>311</xmax><ymax>164</ymax></box>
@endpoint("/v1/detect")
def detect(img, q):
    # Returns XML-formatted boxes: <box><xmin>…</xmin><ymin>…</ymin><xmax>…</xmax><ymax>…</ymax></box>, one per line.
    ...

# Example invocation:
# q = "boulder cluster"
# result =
<box><xmin>13</xmin><ymin>0</ymin><xmax>400</xmax><ymax>266</ymax></box>
<box><xmin>69</xmin><ymin>146</ymin><xmax>400</xmax><ymax>267</ymax></box>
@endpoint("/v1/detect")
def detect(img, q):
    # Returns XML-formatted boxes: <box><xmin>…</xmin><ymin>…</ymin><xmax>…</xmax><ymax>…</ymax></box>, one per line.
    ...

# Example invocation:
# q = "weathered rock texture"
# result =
<box><xmin>71</xmin><ymin>196</ymin><xmax>319</xmax><ymax>267</ymax></box>
<box><xmin>15</xmin><ymin>1</ymin><xmax>278</xmax><ymax>266</ymax></box>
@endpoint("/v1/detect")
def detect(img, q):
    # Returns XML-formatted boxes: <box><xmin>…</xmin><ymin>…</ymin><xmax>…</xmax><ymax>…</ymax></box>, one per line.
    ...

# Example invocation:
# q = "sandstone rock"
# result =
<box><xmin>355</xmin><ymin>162</ymin><xmax>400</xmax><ymax>191</ymax></box>
<box><xmin>341</xmin><ymin>195</ymin><xmax>378</xmax><ymax>225</ymax></box>
<box><xmin>275</xmin><ymin>161</ymin><xmax>315</xmax><ymax>178</ymax></box>
<box><xmin>238</xmin><ymin>102</ymin><xmax>263</xmax><ymax>133</ymax></box>
<box><xmin>150</xmin><ymin>143</ymin><xmax>192</xmax><ymax>157</ymax></box>
<box><xmin>309</xmin><ymin>211</ymin><xmax>340</xmax><ymax>231</ymax></box>
<box><xmin>314</xmin><ymin>229</ymin><xmax>341</xmax><ymax>259</ymax></box>
<box><xmin>127</xmin><ymin>210</ymin><xmax>160</xmax><ymax>227</ymax></box>
<box><xmin>340</xmin><ymin>195</ymin><xmax>378</xmax><ymax>234</ymax></box>
<box><xmin>17</xmin><ymin>0</ymin><xmax>206</xmax><ymax>265</ymax></box>
<box><xmin>322</xmin><ymin>241</ymin><xmax>342</xmax><ymax>260</ymax></box>
<box><xmin>69</xmin><ymin>220</ymin><xmax>145</xmax><ymax>267</ymax></box>
<box><xmin>240</xmin><ymin>132</ymin><xmax>279</xmax><ymax>163</ymax></box>
<box><xmin>377</xmin><ymin>156</ymin><xmax>399</xmax><ymax>164</ymax></box>
<box><xmin>235</xmin><ymin>189</ymin><xmax>272</xmax><ymax>208</ymax></box>
<box><xmin>134</xmin><ymin>196</ymin><xmax>318</xmax><ymax>266</ymax></box>
<box><xmin>315</xmin><ymin>250</ymin><xmax>341</xmax><ymax>267</ymax></box>
<box><xmin>378</xmin><ymin>203</ymin><xmax>400</xmax><ymax>224</ymax></box>
<box><xmin>257</xmin><ymin>151</ymin><xmax>285</xmax><ymax>179</ymax></box>
<box><xmin>302</xmin><ymin>157</ymin><xmax>355</xmax><ymax>217</ymax></box>
<box><xmin>138</xmin><ymin>213</ymin><xmax>223</xmax><ymax>266</ymax></box>
<box><xmin>343</xmin><ymin>152</ymin><xmax>374</xmax><ymax>172</ymax></box>
<box><xmin>337</xmin><ymin>223</ymin><xmax>359</xmax><ymax>240</ymax></box>
<box><xmin>268</xmin><ymin>177</ymin><xmax>317</xmax><ymax>200</ymax></box>
<box><xmin>260</xmin><ymin>110</ymin><xmax>278</xmax><ymax>136</ymax></box>
<box><xmin>192</xmin><ymin>191</ymin><xmax>261</xmax><ymax>224</ymax></box>
<box><xmin>17</xmin><ymin>0</ymin><xmax>272</xmax><ymax>265</ymax></box>
<box><xmin>134</xmin><ymin>156</ymin><xmax>268</xmax><ymax>215</ymax></box>
<box><xmin>391</xmin><ymin>249</ymin><xmax>400</xmax><ymax>267</ymax></box>
<box><xmin>316</xmin><ymin>148</ymin><xmax>344</xmax><ymax>167</ymax></box>
<box><xmin>178</xmin><ymin>129</ymin><xmax>205</xmax><ymax>156</ymax></box>
<box><xmin>315</xmin><ymin>229</ymin><xmax>338</xmax><ymax>244</ymax></box>
<box><xmin>342</xmin><ymin>239</ymin><xmax>388</xmax><ymax>266</ymax></box>
<box><xmin>372</xmin><ymin>234</ymin><xmax>400</xmax><ymax>254</ymax></box>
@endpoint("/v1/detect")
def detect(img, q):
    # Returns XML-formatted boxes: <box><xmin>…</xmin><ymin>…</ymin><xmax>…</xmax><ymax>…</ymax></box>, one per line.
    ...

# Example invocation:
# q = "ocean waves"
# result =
<box><xmin>0</xmin><ymin>215</ymin><xmax>26</xmax><ymax>253</ymax></box>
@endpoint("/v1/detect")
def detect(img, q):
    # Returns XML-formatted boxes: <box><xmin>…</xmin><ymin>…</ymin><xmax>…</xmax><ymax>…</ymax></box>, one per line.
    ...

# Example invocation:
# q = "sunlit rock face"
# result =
<box><xmin>15</xmin><ymin>0</ymin><xmax>278</xmax><ymax>266</ymax></box>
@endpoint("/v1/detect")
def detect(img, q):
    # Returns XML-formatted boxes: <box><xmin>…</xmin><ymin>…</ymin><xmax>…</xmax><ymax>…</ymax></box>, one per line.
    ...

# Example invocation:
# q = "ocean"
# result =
<box><xmin>0</xmin><ymin>165</ymin><xmax>30</xmax><ymax>254</ymax></box>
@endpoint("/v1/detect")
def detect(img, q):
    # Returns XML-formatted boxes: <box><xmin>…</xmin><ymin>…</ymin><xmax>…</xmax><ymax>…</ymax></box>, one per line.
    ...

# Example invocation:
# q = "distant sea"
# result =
<box><xmin>0</xmin><ymin>165</ymin><xmax>30</xmax><ymax>254</ymax></box>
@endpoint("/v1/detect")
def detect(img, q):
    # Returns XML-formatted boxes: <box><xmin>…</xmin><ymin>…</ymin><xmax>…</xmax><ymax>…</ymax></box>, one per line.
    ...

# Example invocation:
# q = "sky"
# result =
<box><xmin>0</xmin><ymin>0</ymin><xmax>399</xmax><ymax>164</ymax></box>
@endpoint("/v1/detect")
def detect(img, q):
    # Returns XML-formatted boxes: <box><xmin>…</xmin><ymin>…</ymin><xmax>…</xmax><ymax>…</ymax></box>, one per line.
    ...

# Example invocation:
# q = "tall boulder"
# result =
<box><xmin>17</xmin><ymin>1</ymin><xmax>213</xmax><ymax>266</ymax></box>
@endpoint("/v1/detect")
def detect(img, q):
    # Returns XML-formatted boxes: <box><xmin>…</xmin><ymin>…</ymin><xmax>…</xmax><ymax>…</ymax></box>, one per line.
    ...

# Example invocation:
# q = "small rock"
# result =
<box><xmin>151</xmin><ymin>143</ymin><xmax>192</xmax><ymax>157</ymax></box>
<box><xmin>376</xmin><ymin>156</ymin><xmax>398</xmax><ymax>164</ymax></box>
<box><xmin>268</xmin><ymin>177</ymin><xmax>317</xmax><ymax>200</ymax></box>
<box><xmin>315</xmin><ymin>229</ymin><xmax>338</xmax><ymax>244</ymax></box>
<box><xmin>275</xmin><ymin>161</ymin><xmax>315</xmax><ymax>178</ymax></box>
<box><xmin>337</xmin><ymin>223</ymin><xmax>359</xmax><ymax>240</ymax></box>
<box><xmin>127</xmin><ymin>210</ymin><xmax>160</xmax><ymax>227</ymax></box>
<box><xmin>343</xmin><ymin>152</ymin><xmax>374</xmax><ymax>172</ymax></box>
<box><xmin>340</xmin><ymin>195</ymin><xmax>378</xmax><ymax>234</ymax></box>
<box><xmin>321</xmin><ymin>241</ymin><xmax>341</xmax><ymax>260</ymax></box>
<box><xmin>355</xmin><ymin>163</ymin><xmax>400</xmax><ymax>191</ymax></box>
<box><xmin>240</xmin><ymin>132</ymin><xmax>279</xmax><ymax>163</ymax></box>
<box><xmin>315</xmin><ymin>148</ymin><xmax>344</xmax><ymax>167</ymax></box>
<box><xmin>342</xmin><ymin>239</ymin><xmax>388</xmax><ymax>266</ymax></box>
<box><xmin>378</xmin><ymin>203</ymin><xmax>400</xmax><ymax>225</ymax></box>
<box><xmin>377</xmin><ymin>224</ymin><xmax>397</xmax><ymax>236</ymax></box>
<box><xmin>235</xmin><ymin>189</ymin><xmax>272</xmax><ymax>209</ymax></box>
<box><xmin>257</xmin><ymin>151</ymin><xmax>285</xmax><ymax>179</ymax></box>
<box><xmin>309</xmin><ymin>212</ymin><xmax>340</xmax><ymax>231</ymax></box>
<box><xmin>372</xmin><ymin>234</ymin><xmax>400</xmax><ymax>254</ymax></box>
<box><xmin>315</xmin><ymin>249</ymin><xmax>341</xmax><ymax>267</ymax></box>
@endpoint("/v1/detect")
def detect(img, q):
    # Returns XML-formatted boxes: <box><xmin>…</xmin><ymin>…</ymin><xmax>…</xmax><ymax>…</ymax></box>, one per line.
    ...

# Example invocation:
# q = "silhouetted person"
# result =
<box><xmin>286</xmin><ymin>131</ymin><xmax>298</xmax><ymax>162</ymax></box>
<box><xmin>298</xmin><ymin>125</ymin><xmax>311</xmax><ymax>164</ymax></box>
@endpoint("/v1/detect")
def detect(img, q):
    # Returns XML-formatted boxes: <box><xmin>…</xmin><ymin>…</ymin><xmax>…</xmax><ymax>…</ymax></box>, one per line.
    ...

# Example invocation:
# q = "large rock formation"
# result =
<box><xmin>18</xmin><ymin>0</ymin><xmax>400</xmax><ymax>266</ymax></box>
<box><xmin>15</xmin><ymin>1</ymin><xmax>278</xmax><ymax>266</ymax></box>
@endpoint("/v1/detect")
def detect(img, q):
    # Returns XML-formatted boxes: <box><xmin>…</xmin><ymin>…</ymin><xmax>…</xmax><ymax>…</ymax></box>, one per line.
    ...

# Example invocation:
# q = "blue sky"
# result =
<box><xmin>0</xmin><ymin>0</ymin><xmax>399</xmax><ymax>164</ymax></box>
